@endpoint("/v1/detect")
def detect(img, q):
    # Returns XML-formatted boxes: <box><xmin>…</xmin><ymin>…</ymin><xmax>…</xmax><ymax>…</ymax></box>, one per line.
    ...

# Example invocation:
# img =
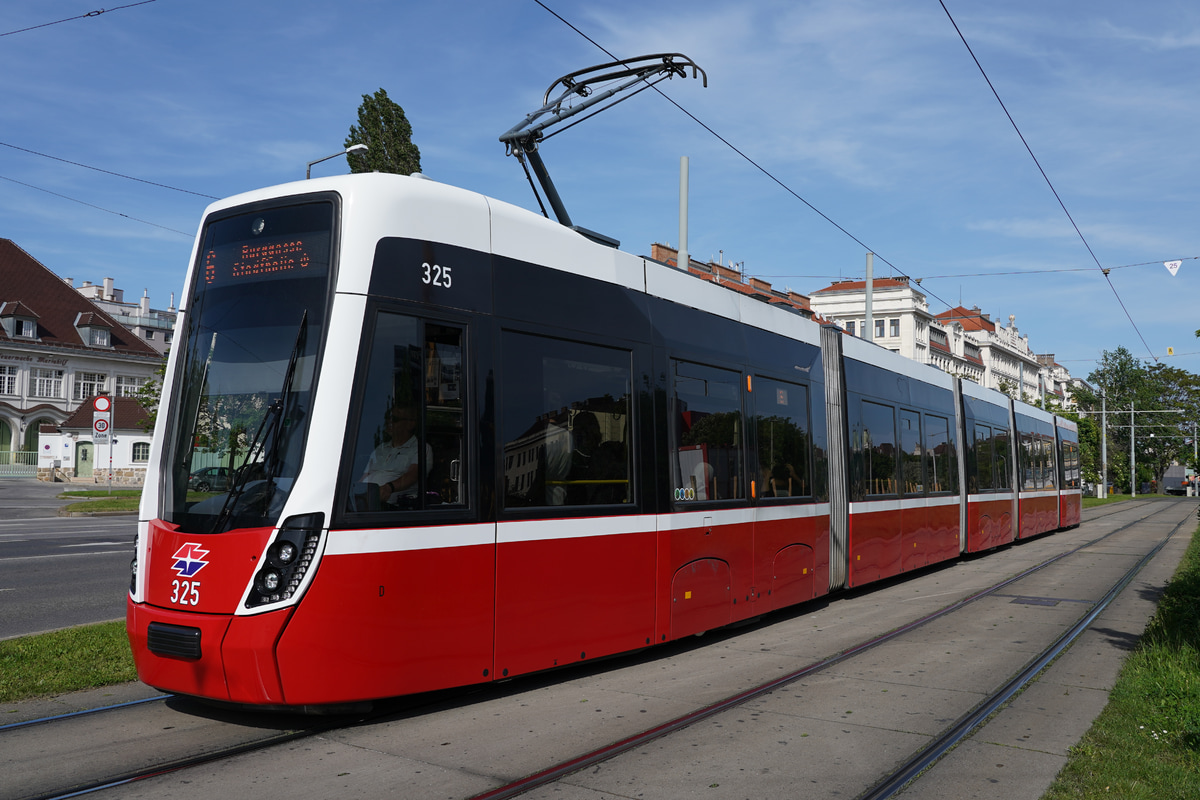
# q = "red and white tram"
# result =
<box><xmin>127</xmin><ymin>172</ymin><xmax>1083</xmax><ymax>707</ymax></box>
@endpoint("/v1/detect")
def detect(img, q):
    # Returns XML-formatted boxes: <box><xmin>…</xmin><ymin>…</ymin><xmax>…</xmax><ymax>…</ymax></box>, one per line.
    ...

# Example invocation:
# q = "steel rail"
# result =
<box><xmin>856</xmin><ymin>502</ymin><xmax>1195</xmax><ymax>800</ymax></box>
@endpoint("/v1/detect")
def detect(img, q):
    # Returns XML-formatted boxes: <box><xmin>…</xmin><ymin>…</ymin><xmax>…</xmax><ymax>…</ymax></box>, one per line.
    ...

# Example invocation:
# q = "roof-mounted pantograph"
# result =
<box><xmin>500</xmin><ymin>53</ymin><xmax>706</xmax><ymax>246</ymax></box>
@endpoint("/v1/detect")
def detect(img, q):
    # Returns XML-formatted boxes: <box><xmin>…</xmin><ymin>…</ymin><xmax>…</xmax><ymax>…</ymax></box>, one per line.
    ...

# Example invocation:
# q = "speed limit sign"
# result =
<box><xmin>94</xmin><ymin>417</ymin><xmax>110</xmax><ymax>434</ymax></box>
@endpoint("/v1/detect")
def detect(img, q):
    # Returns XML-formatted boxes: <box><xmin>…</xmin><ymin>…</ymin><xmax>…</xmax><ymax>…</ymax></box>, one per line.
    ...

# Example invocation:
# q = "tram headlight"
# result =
<box><xmin>246</xmin><ymin>513</ymin><xmax>325</xmax><ymax>609</ymax></box>
<box><xmin>257</xmin><ymin>569</ymin><xmax>281</xmax><ymax>594</ymax></box>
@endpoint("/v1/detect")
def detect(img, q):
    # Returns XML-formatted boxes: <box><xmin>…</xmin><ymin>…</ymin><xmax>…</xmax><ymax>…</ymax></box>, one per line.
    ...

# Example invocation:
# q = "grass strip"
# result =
<box><xmin>0</xmin><ymin>621</ymin><xmax>136</xmax><ymax>703</ymax></box>
<box><xmin>1044</xmin><ymin>523</ymin><xmax>1200</xmax><ymax>798</ymax></box>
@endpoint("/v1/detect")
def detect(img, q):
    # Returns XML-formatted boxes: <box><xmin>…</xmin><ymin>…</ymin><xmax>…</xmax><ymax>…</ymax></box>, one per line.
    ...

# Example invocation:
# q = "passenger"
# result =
<box><xmin>359</xmin><ymin>403</ymin><xmax>431</xmax><ymax>505</ymax></box>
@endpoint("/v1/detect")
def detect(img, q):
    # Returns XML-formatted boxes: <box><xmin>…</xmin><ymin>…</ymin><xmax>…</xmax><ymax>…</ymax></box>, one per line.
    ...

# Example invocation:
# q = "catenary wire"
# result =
<box><xmin>530</xmin><ymin>0</ymin><xmax>961</xmax><ymax>316</ymax></box>
<box><xmin>753</xmin><ymin>256</ymin><xmax>1198</xmax><ymax>281</ymax></box>
<box><xmin>0</xmin><ymin>141</ymin><xmax>218</xmax><ymax>199</ymax></box>
<box><xmin>536</xmin><ymin>0</ymin><xmax>1171</xmax><ymax>367</ymax></box>
<box><xmin>0</xmin><ymin>1</ymin><xmax>158</xmax><ymax>37</ymax></box>
<box><xmin>0</xmin><ymin>173</ymin><xmax>192</xmax><ymax>236</ymax></box>
<box><xmin>937</xmin><ymin>0</ymin><xmax>1157</xmax><ymax>362</ymax></box>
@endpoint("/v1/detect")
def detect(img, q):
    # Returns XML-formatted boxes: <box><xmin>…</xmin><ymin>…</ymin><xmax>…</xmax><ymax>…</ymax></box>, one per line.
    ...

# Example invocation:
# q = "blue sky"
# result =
<box><xmin>3</xmin><ymin>0</ymin><xmax>1198</xmax><ymax>379</ymax></box>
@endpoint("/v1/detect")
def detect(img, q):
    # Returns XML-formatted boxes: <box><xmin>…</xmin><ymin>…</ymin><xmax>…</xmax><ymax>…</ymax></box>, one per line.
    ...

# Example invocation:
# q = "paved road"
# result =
<box><xmin>0</xmin><ymin>477</ymin><xmax>82</xmax><ymax>520</ymax></box>
<box><xmin>0</xmin><ymin>479</ymin><xmax>137</xmax><ymax>639</ymax></box>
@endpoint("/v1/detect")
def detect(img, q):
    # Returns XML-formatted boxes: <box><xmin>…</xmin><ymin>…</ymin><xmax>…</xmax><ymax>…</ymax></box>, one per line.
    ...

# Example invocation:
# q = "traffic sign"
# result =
<box><xmin>93</xmin><ymin>410</ymin><xmax>111</xmax><ymax>444</ymax></box>
<box><xmin>93</xmin><ymin>396</ymin><xmax>112</xmax><ymax>413</ymax></box>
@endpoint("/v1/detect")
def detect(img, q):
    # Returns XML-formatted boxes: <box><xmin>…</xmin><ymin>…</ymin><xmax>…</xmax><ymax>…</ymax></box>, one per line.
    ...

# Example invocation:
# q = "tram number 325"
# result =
<box><xmin>422</xmin><ymin>262</ymin><xmax>452</xmax><ymax>288</ymax></box>
<box><xmin>170</xmin><ymin>580</ymin><xmax>200</xmax><ymax>606</ymax></box>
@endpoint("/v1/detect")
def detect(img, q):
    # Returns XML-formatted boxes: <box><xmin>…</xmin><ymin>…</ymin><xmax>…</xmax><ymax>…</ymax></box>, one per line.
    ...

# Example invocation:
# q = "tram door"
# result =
<box><xmin>76</xmin><ymin>442</ymin><xmax>94</xmax><ymax>478</ymax></box>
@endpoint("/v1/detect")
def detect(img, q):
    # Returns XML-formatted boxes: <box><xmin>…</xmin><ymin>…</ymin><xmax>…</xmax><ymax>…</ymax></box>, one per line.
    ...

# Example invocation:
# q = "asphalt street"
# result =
<box><xmin>0</xmin><ymin>479</ymin><xmax>137</xmax><ymax>639</ymax></box>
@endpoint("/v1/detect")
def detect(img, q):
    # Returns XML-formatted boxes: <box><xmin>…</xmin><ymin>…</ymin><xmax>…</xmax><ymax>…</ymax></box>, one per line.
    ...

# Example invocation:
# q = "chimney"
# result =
<box><xmin>140</xmin><ymin>290</ymin><xmax>150</xmax><ymax>315</ymax></box>
<box><xmin>103</xmin><ymin>277</ymin><xmax>115</xmax><ymax>301</ymax></box>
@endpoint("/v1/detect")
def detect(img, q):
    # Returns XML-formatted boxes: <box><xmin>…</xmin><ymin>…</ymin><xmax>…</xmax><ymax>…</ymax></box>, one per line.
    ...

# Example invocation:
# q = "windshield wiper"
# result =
<box><xmin>209</xmin><ymin>312</ymin><xmax>308</xmax><ymax>533</ymax></box>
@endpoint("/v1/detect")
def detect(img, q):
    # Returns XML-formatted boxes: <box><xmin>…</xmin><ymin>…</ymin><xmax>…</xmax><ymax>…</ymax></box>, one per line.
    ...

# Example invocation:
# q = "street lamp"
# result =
<box><xmin>306</xmin><ymin>143</ymin><xmax>368</xmax><ymax>179</ymax></box>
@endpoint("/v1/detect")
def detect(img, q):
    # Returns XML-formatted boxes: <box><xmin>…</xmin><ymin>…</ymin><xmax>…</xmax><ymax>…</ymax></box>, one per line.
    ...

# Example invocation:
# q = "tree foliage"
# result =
<box><xmin>345</xmin><ymin>88</ymin><xmax>422</xmax><ymax>176</ymax></box>
<box><xmin>1071</xmin><ymin>346</ymin><xmax>1200</xmax><ymax>491</ymax></box>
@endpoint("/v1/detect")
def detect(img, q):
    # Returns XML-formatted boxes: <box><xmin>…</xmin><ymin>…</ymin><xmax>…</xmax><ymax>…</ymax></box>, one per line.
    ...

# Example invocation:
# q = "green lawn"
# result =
<box><xmin>1043</xmin><ymin>525</ymin><xmax>1200</xmax><ymax>798</ymax></box>
<box><xmin>0</xmin><ymin>622</ymin><xmax>136</xmax><ymax>703</ymax></box>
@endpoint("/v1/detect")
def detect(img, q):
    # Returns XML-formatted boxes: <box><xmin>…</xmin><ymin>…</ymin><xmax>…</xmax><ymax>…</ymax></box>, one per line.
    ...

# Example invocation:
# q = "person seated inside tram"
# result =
<box><xmin>359</xmin><ymin>401</ymin><xmax>431</xmax><ymax>506</ymax></box>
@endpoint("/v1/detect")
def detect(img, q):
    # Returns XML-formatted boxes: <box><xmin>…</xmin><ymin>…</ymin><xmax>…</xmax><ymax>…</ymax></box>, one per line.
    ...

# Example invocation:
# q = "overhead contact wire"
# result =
<box><xmin>532</xmin><ymin>0</ymin><xmax>960</xmax><ymax>315</ymax></box>
<box><xmin>937</xmin><ymin>0</ymin><xmax>1157</xmax><ymax>361</ymax></box>
<box><xmin>0</xmin><ymin>1</ymin><xmax>159</xmax><ymax>37</ymax></box>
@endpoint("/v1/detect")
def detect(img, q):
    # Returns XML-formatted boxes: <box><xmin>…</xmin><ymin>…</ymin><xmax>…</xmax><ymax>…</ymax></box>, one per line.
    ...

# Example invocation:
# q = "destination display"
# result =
<box><xmin>203</xmin><ymin>238</ymin><xmax>318</xmax><ymax>285</ymax></box>
<box><xmin>199</xmin><ymin>203</ymin><xmax>333</xmax><ymax>287</ymax></box>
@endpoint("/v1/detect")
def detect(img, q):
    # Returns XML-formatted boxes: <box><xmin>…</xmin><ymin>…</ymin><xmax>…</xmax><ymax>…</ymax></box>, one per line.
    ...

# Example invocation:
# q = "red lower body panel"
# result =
<box><xmin>849</xmin><ymin>500</ymin><xmax>960</xmax><ymax>587</ymax></box>
<box><xmin>1060</xmin><ymin>491</ymin><xmax>1082</xmax><ymax>528</ymax></box>
<box><xmin>1019</xmin><ymin>493</ymin><xmax>1059</xmax><ymax>538</ymax></box>
<box><xmin>127</xmin><ymin>601</ymin><xmax>290</xmax><ymax>704</ymax></box>
<box><xmin>965</xmin><ymin>495</ymin><xmax>1014</xmax><ymax>553</ymax></box>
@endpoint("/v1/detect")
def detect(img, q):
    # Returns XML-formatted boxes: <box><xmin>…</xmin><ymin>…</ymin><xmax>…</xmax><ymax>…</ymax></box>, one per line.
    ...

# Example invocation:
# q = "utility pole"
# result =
<box><xmin>865</xmin><ymin>252</ymin><xmax>874</xmax><ymax>342</ymax></box>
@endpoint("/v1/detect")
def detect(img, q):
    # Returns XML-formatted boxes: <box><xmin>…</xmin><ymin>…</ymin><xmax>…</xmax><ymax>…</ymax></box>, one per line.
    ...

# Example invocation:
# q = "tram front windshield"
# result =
<box><xmin>162</xmin><ymin>201</ymin><xmax>333</xmax><ymax>533</ymax></box>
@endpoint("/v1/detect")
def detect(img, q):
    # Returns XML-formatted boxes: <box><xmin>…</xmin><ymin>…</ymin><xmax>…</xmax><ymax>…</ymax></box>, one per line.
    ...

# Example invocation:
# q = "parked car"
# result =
<box><xmin>187</xmin><ymin>466</ymin><xmax>231</xmax><ymax>492</ymax></box>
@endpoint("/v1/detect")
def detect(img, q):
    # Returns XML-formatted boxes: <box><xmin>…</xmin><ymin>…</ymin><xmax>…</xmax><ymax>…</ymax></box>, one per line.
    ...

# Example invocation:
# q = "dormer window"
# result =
<box><xmin>0</xmin><ymin>301</ymin><xmax>39</xmax><ymax>339</ymax></box>
<box><xmin>74</xmin><ymin>312</ymin><xmax>113</xmax><ymax>348</ymax></box>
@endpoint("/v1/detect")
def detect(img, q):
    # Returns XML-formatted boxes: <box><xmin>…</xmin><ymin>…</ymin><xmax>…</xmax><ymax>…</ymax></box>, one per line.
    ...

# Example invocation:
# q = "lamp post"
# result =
<box><xmin>306</xmin><ymin>143</ymin><xmax>368</xmax><ymax>179</ymax></box>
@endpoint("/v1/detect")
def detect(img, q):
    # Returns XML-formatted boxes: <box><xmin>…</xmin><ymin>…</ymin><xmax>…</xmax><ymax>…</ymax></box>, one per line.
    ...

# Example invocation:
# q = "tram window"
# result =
<box><xmin>993</xmin><ymin>429</ymin><xmax>1011</xmax><ymax>490</ymax></box>
<box><xmin>899</xmin><ymin>410</ymin><xmax>923</xmax><ymax>496</ymax></box>
<box><xmin>1042</xmin><ymin>436</ymin><xmax>1057</xmax><ymax>490</ymax></box>
<box><xmin>860</xmin><ymin>400</ymin><xmax>898</xmax><ymax>497</ymax></box>
<box><xmin>975</xmin><ymin>424</ymin><xmax>995</xmax><ymax>491</ymax></box>
<box><xmin>925</xmin><ymin>414</ymin><xmax>957</xmax><ymax>494</ymax></box>
<box><xmin>346</xmin><ymin>313</ymin><xmax>466</xmax><ymax>513</ymax></box>
<box><xmin>1062</xmin><ymin>440</ymin><xmax>1080</xmax><ymax>489</ymax></box>
<box><xmin>671</xmin><ymin>361</ymin><xmax>744</xmax><ymax>503</ymax></box>
<box><xmin>754</xmin><ymin>377</ymin><xmax>810</xmax><ymax>499</ymax></box>
<box><xmin>501</xmin><ymin>333</ymin><xmax>632</xmax><ymax>508</ymax></box>
<box><xmin>1020</xmin><ymin>430</ymin><xmax>1038</xmax><ymax>490</ymax></box>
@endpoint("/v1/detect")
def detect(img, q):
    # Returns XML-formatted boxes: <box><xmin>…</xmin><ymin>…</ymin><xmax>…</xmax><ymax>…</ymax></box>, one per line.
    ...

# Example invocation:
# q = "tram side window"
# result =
<box><xmin>993</xmin><ymin>429</ymin><xmax>1011</xmax><ymax>490</ymax></box>
<box><xmin>672</xmin><ymin>361</ymin><xmax>744</xmax><ymax>502</ymax></box>
<box><xmin>1042</xmin><ymin>435</ymin><xmax>1057</xmax><ymax>490</ymax></box>
<box><xmin>754</xmin><ymin>377</ymin><xmax>811</xmax><ymax>499</ymax></box>
<box><xmin>975</xmin><ymin>424</ymin><xmax>995</xmax><ymax>491</ymax></box>
<box><xmin>346</xmin><ymin>313</ymin><xmax>466</xmax><ymax>513</ymax></box>
<box><xmin>899</xmin><ymin>410</ymin><xmax>923</xmax><ymax>495</ymax></box>
<box><xmin>501</xmin><ymin>333</ymin><xmax>632</xmax><ymax>508</ymax></box>
<box><xmin>1020</xmin><ymin>430</ymin><xmax>1039</xmax><ymax>491</ymax></box>
<box><xmin>925</xmin><ymin>414</ymin><xmax>957</xmax><ymax>494</ymax></box>
<box><xmin>859</xmin><ymin>400</ymin><xmax>898</xmax><ymax>497</ymax></box>
<box><xmin>1062</xmin><ymin>440</ymin><xmax>1080</xmax><ymax>489</ymax></box>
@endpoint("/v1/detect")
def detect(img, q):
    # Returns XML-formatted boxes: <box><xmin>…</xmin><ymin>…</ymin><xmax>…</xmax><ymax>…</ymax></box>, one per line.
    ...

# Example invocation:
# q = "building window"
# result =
<box><xmin>875</xmin><ymin>319</ymin><xmax>885</xmax><ymax>340</ymax></box>
<box><xmin>30</xmin><ymin>368</ymin><xmax>63</xmax><ymax>398</ymax></box>
<box><xmin>17</xmin><ymin>319</ymin><xmax>36</xmax><ymax>338</ymax></box>
<box><xmin>115</xmin><ymin>375</ymin><xmax>143</xmax><ymax>398</ymax></box>
<box><xmin>846</xmin><ymin>321</ymin><xmax>855</xmax><ymax>337</ymax></box>
<box><xmin>132</xmin><ymin>442</ymin><xmax>151</xmax><ymax>462</ymax></box>
<box><xmin>89</xmin><ymin>328</ymin><xmax>110</xmax><ymax>346</ymax></box>
<box><xmin>146</xmin><ymin>330</ymin><xmax>156</xmax><ymax>340</ymax></box>
<box><xmin>889</xmin><ymin>318</ymin><xmax>900</xmax><ymax>338</ymax></box>
<box><xmin>0</xmin><ymin>365</ymin><xmax>16</xmax><ymax>395</ymax></box>
<box><xmin>73</xmin><ymin>372</ymin><xmax>108</xmax><ymax>400</ymax></box>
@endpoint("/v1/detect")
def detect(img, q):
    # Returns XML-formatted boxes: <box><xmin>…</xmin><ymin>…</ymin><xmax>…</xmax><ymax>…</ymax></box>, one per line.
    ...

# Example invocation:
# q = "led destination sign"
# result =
<box><xmin>198</xmin><ymin>203</ymin><xmax>333</xmax><ymax>288</ymax></box>
<box><xmin>203</xmin><ymin>239</ymin><xmax>315</xmax><ymax>285</ymax></box>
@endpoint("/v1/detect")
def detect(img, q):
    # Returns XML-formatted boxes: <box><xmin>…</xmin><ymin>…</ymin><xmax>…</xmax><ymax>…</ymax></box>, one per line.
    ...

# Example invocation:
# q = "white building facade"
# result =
<box><xmin>809</xmin><ymin>278</ymin><xmax>1064</xmax><ymax>401</ymax></box>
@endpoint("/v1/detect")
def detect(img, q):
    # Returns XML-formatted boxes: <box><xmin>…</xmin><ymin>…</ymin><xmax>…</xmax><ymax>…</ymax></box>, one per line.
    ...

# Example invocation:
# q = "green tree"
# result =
<box><xmin>345</xmin><ymin>88</ymin><xmax>422</xmax><ymax>176</ymax></box>
<box><xmin>1074</xmin><ymin>346</ymin><xmax>1200</xmax><ymax>492</ymax></box>
<box><xmin>133</xmin><ymin>355</ymin><xmax>168</xmax><ymax>433</ymax></box>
